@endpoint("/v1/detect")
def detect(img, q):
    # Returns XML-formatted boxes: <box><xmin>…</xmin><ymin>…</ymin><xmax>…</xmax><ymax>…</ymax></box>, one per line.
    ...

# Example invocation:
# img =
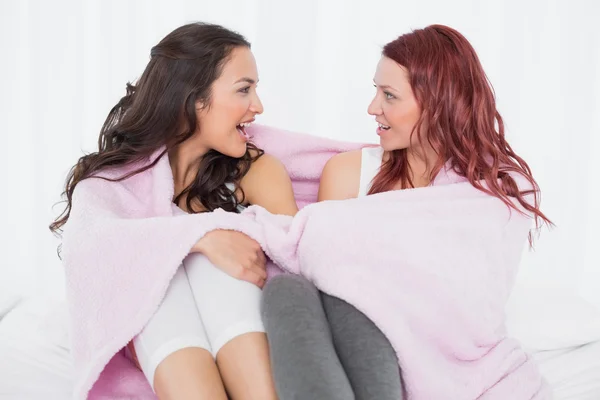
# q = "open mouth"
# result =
<box><xmin>378</xmin><ymin>122</ymin><xmax>391</xmax><ymax>130</ymax></box>
<box><xmin>236</xmin><ymin>121</ymin><xmax>252</xmax><ymax>140</ymax></box>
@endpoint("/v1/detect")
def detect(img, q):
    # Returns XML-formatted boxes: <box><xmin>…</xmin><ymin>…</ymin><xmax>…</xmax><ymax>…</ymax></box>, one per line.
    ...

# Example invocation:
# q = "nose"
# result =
<box><xmin>251</xmin><ymin>92</ymin><xmax>264</xmax><ymax>115</ymax></box>
<box><xmin>367</xmin><ymin>93</ymin><xmax>382</xmax><ymax>116</ymax></box>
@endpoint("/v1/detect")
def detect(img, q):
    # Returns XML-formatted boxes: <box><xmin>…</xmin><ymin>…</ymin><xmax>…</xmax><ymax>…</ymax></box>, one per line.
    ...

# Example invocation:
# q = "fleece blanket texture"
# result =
<box><xmin>61</xmin><ymin>125</ymin><xmax>549</xmax><ymax>399</ymax></box>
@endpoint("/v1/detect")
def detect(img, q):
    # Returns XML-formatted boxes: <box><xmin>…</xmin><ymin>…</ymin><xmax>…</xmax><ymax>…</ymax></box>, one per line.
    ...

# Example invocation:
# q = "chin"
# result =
<box><xmin>380</xmin><ymin>139</ymin><xmax>408</xmax><ymax>152</ymax></box>
<box><xmin>214</xmin><ymin>145</ymin><xmax>246</xmax><ymax>159</ymax></box>
<box><xmin>216</xmin><ymin>136</ymin><xmax>247</xmax><ymax>158</ymax></box>
<box><xmin>229</xmin><ymin>143</ymin><xmax>248</xmax><ymax>159</ymax></box>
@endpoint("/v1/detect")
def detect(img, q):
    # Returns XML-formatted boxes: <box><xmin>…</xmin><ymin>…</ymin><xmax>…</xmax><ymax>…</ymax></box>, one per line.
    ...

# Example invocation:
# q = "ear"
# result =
<box><xmin>195</xmin><ymin>99</ymin><xmax>209</xmax><ymax>116</ymax></box>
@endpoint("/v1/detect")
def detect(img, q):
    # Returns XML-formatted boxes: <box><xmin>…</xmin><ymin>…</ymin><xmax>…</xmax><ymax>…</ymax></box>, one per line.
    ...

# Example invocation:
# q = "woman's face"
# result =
<box><xmin>367</xmin><ymin>56</ymin><xmax>422</xmax><ymax>152</ymax></box>
<box><xmin>195</xmin><ymin>46</ymin><xmax>263</xmax><ymax>158</ymax></box>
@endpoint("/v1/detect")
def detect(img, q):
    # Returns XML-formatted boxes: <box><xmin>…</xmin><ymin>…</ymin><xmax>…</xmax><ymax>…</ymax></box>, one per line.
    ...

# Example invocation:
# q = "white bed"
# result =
<box><xmin>1</xmin><ymin>295</ymin><xmax>600</xmax><ymax>399</ymax></box>
<box><xmin>0</xmin><ymin>296</ymin><xmax>73</xmax><ymax>399</ymax></box>
<box><xmin>533</xmin><ymin>342</ymin><xmax>600</xmax><ymax>400</ymax></box>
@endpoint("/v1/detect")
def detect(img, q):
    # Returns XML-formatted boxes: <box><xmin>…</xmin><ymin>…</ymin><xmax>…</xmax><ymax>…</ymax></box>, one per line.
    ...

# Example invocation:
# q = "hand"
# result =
<box><xmin>192</xmin><ymin>230</ymin><xmax>267</xmax><ymax>288</ymax></box>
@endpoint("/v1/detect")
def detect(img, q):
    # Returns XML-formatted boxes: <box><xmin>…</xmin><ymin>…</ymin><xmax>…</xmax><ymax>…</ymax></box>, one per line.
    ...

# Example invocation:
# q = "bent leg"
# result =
<box><xmin>322</xmin><ymin>293</ymin><xmax>403</xmax><ymax>400</ymax></box>
<box><xmin>133</xmin><ymin>265</ymin><xmax>227</xmax><ymax>399</ymax></box>
<box><xmin>185</xmin><ymin>253</ymin><xmax>276</xmax><ymax>400</ymax></box>
<box><xmin>261</xmin><ymin>274</ymin><xmax>354</xmax><ymax>400</ymax></box>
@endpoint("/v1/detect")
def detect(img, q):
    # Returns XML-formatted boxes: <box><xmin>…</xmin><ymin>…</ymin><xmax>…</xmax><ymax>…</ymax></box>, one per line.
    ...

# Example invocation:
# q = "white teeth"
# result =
<box><xmin>378</xmin><ymin>123</ymin><xmax>390</xmax><ymax>129</ymax></box>
<box><xmin>239</xmin><ymin>121</ymin><xmax>253</xmax><ymax>128</ymax></box>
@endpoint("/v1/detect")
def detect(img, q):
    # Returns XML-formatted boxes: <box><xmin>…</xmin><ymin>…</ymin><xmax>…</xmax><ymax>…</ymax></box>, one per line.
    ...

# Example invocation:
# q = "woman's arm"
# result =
<box><xmin>317</xmin><ymin>150</ymin><xmax>362</xmax><ymax>202</ymax></box>
<box><xmin>241</xmin><ymin>153</ymin><xmax>299</xmax><ymax>216</ymax></box>
<box><xmin>192</xmin><ymin>153</ymin><xmax>296</xmax><ymax>287</ymax></box>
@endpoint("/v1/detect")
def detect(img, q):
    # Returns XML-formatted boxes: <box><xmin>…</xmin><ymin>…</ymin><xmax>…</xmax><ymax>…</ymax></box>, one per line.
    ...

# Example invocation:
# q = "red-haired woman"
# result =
<box><xmin>261</xmin><ymin>24</ymin><xmax>551</xmax><ymax>400</ymax></box>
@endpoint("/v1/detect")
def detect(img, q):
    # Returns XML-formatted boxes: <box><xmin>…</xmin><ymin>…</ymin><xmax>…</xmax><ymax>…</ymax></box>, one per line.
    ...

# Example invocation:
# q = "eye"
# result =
<box><xmin>239</xmin><ymin>86</ymin><xmax>251</xmax><ymax>94</ymax></box>
<box><xmin>384</xmin><ymin>91</ymin><xmax>395</xmax><ymax>100</ymax></box>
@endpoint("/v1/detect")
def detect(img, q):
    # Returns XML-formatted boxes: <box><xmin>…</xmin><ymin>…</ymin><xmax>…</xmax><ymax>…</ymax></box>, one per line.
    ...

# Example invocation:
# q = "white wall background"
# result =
<box><xmin>1</xmin><ymin>0</ymin><xmax>598</xmax><ymax>307</ymax></box>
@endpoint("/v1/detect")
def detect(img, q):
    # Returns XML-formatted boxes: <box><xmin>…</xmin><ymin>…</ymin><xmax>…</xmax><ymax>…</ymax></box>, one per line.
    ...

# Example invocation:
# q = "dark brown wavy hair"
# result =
<box><xmin>50</xmin><ymin>22</ymin><xmax>263</xmax><ymax>235</ymax></box>
<box><xmin>369</xmin><ymin>24</ymin><xmax>552</xmax><ymax>243</ymax></box>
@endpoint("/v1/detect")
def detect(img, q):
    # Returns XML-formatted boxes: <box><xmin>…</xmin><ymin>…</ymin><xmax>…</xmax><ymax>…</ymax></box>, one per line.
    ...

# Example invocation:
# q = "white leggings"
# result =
<box><xmin>132</xmin><ymin>253</ymin><xmax>265</xmax><ymax>388</ymax></box>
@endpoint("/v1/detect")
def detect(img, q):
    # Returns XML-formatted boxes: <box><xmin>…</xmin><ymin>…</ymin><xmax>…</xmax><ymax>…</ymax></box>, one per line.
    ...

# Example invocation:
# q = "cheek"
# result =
<box><xmin>237</xmin><ymin>98</ymin><xmax>251</xmax><ymax>114</ymax></box>
<box><xmin>392</xmin><ymin>105</ymin><xmax>420</xmax><ymax>133</ymax></box>
<box><xmin>198</xmin><ymin>98</ymin><xmax>250</xmax><ymax>137</ymax></box>
<box><xmin>224</xmin><ymin>99</ymin><xmax>249</xmax><ymax>124</ymax></box>
<box><xmin>384</xmin><ymin>105</ymin><xmax>409</xmax><ymax>132</ymax></box>
<box><xmin>206</xmin><ymin>96</ymin><xmax>237</xmax><ymax>123</ymax></box>
<box><xmin>212</xmin><ymin>107</ymin><xmax>236</xmax><ymax>132</ymax></box>
<box><xmin>408</xmin><ymin>103</ymin><xmax>421</xmax><ymax>125</ymax></box>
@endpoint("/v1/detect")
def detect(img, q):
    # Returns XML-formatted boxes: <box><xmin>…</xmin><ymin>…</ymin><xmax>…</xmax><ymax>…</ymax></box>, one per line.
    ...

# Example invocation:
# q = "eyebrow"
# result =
<box><xmin>235</xmin><ymin>77</ymin><xmax>258</xmax><ymax>85</ymax></box>
<box><xmin>373</xmin><ymin>82</ymin><xmax>399</xmax><ymax>92</ymax></box>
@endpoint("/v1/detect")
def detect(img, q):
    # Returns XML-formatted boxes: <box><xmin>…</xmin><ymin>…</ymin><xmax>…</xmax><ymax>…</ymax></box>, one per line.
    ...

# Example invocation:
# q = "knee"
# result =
<box><xmin>320</xmin><ymin>292</ymin><xmax>346</xmax><ymax>310</ymax></box>
<box><xmin>263</xmin><ymin>274</ymin><xmax>317</xmax><ymax>301</ymax></box>
<box><xmin>261</xmin><ymin>274</ymin><xmax>319</xmax><ymax>317</ymax></box>
<box><xmin>321</xmin><ymin>293</ymin><xmax>358</xmax><ymax>320</ymax></box>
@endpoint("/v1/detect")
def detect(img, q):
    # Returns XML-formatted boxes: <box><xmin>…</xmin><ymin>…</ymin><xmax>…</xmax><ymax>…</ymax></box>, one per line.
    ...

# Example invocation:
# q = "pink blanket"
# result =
<box><xmin>61</xmin><ymin>125</ymin><xmax>549</xmax><ymax>399</ymax></box>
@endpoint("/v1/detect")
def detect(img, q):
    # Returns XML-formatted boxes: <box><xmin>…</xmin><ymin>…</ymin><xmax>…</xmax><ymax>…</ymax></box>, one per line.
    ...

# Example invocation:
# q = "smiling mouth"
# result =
<box><xmin>378</xmin><ymin>122</ymin><xmax>390</xmax><ymax>130</ymax></box>
<box><xmin>236</xmin><ymin>121</ymin><xmax>252</xmax><ymax>140</ymax></box>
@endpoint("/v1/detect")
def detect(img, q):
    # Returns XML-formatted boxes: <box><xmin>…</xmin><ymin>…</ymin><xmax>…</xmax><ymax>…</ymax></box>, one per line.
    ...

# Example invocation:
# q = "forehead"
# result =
<box><xmin>374</xmin><ymin>56</ymin><xmax>409</xmax><ymax>86</ymax></box>
<box><xmin>218</xmin><ymin>46</ymin><xmax>258</xmax><ymax>81</ymax></box>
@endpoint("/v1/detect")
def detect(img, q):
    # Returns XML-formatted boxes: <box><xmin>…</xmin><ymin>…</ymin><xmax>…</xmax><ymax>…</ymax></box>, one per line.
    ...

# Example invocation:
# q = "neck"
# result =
<box><xmin>406</xmin><ymin>158</ymin><xmax>430</xmax><ymax>187</ymax></box>
<box><xmin>168</xmin><ymin>134</ymin><xmax>208</xmax><ymax>195</ymax></box>
<box><xmin>406</xmin><ymin>145</ymin><xmax>438</xmax><ymax>188</ymax></box>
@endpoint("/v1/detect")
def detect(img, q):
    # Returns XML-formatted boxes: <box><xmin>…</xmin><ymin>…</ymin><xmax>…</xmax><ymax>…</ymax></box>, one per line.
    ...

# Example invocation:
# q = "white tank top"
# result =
<box><xmin>357</xmin><ymin>147</ymin><xmax>384</xmax><ymax>197</ymax></box>
<box><xmin>225</xmin><ymin>182</ymin><xmax>246</xmax><ymax>212</ymax></box>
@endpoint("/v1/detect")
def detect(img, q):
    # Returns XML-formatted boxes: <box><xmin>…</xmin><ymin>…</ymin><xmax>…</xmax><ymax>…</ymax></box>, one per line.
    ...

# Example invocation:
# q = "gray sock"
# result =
<box><xmin>321</xmin><ymin>293</ymin><xmax>404</xmax><ymax>400</ymax></box>
<box><xmin>262</xmin><ymin>274</ymin><xmax>354</xmax><ymax>400</ymax></box>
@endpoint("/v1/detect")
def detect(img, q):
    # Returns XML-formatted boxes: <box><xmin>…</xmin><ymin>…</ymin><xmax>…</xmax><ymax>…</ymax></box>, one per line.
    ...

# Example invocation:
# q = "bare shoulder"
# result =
<box><xmin>318</xmin><ymin>149</ymin><xmax>362</xmax><ymax>201</ymax></box>
<box><xmin>241</xmin><ymin>153</ymin><xmax>298</xmax><ymax>216</ymax></box>
<box><xmin>247</xmin><ymin>146</ymin><xmax>262</xmax><ymax>159</ymax></box>
<box><xmin>325</xmin><ymin>149</ymin><xmax>362</xmax><ymax>168</ymax></box>
<box><xmin>246</xmin><ymin>152</ymin><xmax>286</xmax><ymax>177</ymax></box>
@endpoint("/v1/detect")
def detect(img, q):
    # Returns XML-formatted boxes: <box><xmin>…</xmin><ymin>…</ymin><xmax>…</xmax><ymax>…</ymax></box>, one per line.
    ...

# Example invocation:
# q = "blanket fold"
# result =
<box><xmin>243</xmin><ymin>175</ymin><xmax>550</xmax><ymax>399</ymax></box>
<box><xmin>61</xmin><ymin>125</ymin><xmax>549</xmax><ymax>399</ymax></box>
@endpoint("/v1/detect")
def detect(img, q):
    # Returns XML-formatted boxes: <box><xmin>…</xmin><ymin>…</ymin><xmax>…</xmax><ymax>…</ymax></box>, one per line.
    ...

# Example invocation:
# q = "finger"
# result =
<box><xmin>240</xmin><ymin>268</ymin><xmax>265</xmax><ymax>287</ymax></box>
<box><xmin>246</xmin><ymin>262</ymin><xmax>267</xmax><ymax>280</ymax></box>
<box><xmin>248</xmin><ymin>248</ymin><xmax>266</xmax><ymax>269</ymax></box>
<box><xmin>256</xmin><ymin>250</ymin><xmax>267</xmax><ymax>267</ymax></box>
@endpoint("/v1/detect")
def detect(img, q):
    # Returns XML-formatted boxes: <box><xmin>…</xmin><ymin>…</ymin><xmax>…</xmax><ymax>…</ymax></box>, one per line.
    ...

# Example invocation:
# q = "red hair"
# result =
<box><xmin>369</xmin><ymin>24</ymin><xmax>551</xmax><ymax>243</ymax></box>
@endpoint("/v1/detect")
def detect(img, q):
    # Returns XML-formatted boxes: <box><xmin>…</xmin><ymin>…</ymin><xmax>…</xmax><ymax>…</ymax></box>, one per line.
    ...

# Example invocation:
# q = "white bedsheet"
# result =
<box><xmin>534</xmin><ymin>341</ymin><xmax>600</xmax><ymax>400</ymax></box>
<box><xmin>0</xmin><ymin>296</ymin><xmax>73</xmax><ymax>399</ymax></box>
<box><xmin>1</xmin><ymin>296</ymin><xmax>600</xmax><ymax>399</ymax></box>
